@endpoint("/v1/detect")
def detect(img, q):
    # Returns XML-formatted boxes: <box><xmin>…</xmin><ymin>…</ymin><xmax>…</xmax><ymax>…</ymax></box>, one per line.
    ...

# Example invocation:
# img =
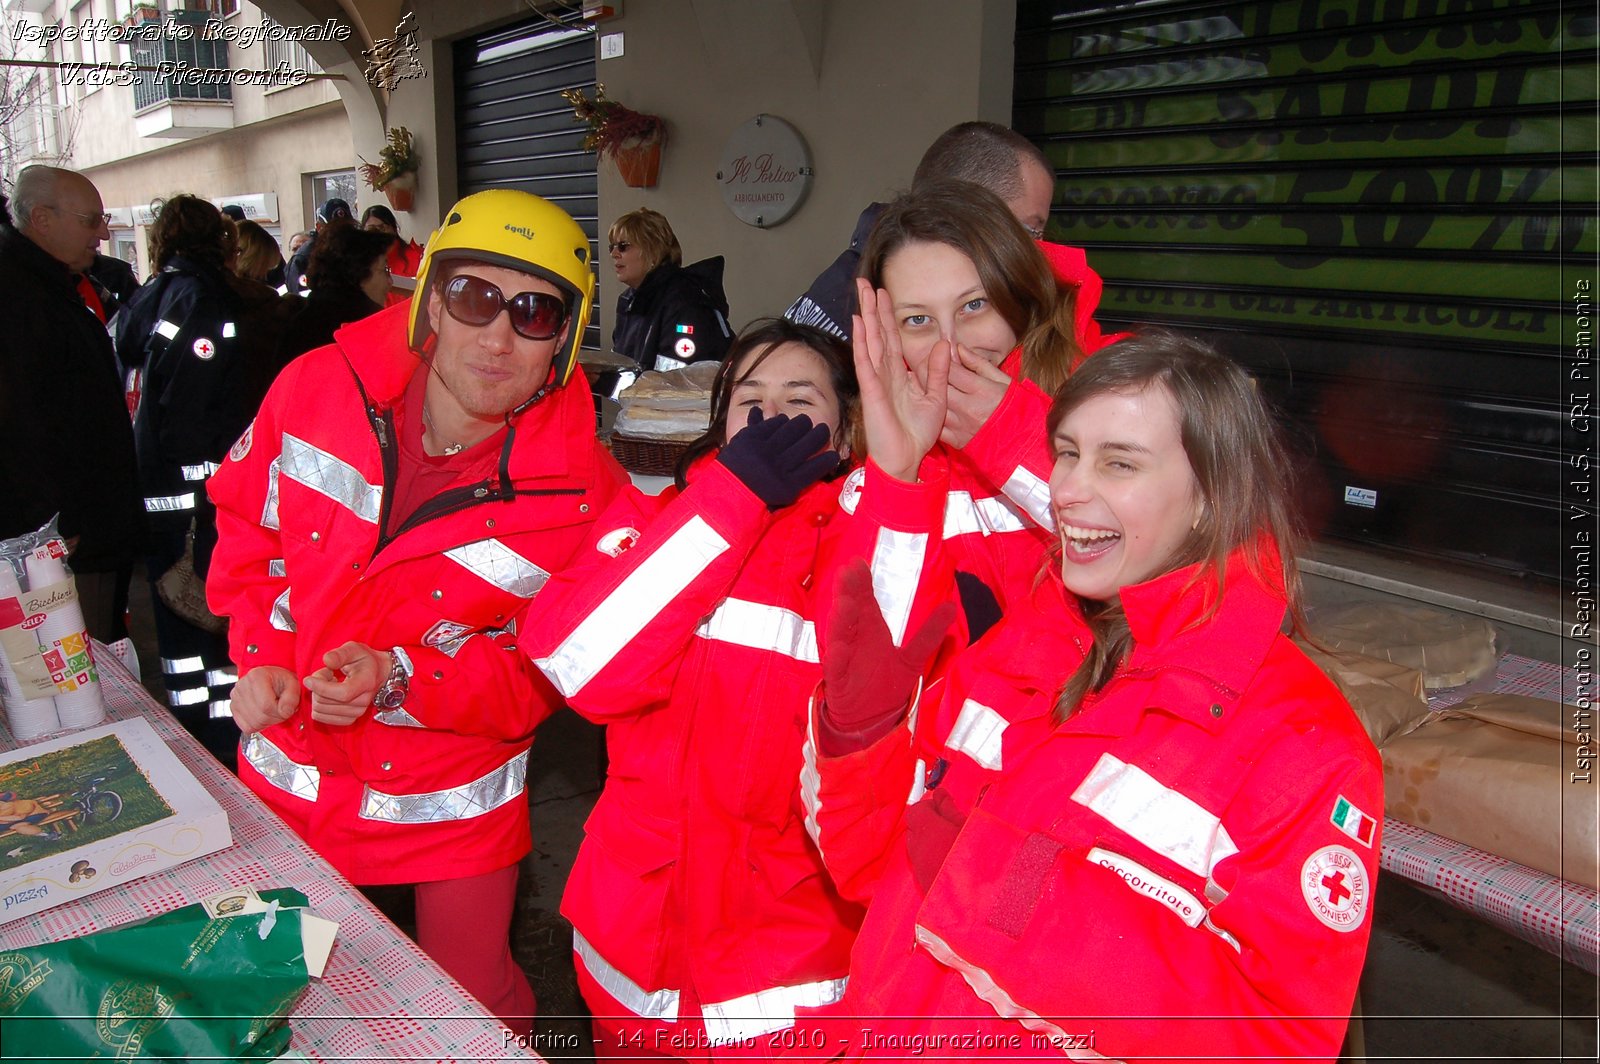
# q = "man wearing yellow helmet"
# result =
<box><xmin>206</xmin><ymin>190</ymin><xmax>626</xmax><ymax>1033</ymax></box>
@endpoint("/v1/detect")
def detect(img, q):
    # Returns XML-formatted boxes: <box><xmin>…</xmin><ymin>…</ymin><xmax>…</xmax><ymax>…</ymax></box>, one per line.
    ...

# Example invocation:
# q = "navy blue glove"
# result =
<box><xmin>717</xmin><ymin>408</ymin><xmax>839</xmax><ymax>509</ymax></box>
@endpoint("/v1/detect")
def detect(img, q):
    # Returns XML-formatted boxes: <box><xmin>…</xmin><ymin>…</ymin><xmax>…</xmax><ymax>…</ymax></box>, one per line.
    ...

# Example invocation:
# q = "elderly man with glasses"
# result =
<box><xmin>0</xmin><ymin>167</ymin><xmax>143</xmax><ymax>645</ymax></box>
<box><xmin>206</xmin><ymin>191</ymin><xmax>627</xmax><ymax>1033</ymax></box>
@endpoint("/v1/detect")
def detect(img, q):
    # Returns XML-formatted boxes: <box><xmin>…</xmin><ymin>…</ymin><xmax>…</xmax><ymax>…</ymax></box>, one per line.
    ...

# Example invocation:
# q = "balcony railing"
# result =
<box><xmin>130</xmin><ymin>9</ymin><xmax>232</xmax><ymax>111</ymax></box>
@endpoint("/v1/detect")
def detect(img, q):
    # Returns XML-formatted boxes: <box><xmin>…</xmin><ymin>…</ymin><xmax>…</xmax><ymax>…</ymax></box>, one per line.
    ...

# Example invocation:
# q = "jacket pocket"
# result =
<box><xmin>564</xmin><ymin>793</ymin><xmax>680</xmax><ymax>995</ymax></box>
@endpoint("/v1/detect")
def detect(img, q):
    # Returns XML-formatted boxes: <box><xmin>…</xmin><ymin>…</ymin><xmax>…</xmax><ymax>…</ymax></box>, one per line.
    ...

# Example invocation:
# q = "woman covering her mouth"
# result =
<box><xmin>852</xmin><ymin>180</ymin><xmax>1126</xmax><ymax>642</ymax></box>
<box><xmin>807</xmin><ymin>329</ymin><xmax>1382</xmax><ymax>1062</ymax></box>
<box><xmin>525</xmin><ymin>319</ymin><xmax>955</xmax><ymax>1059</ymax></box>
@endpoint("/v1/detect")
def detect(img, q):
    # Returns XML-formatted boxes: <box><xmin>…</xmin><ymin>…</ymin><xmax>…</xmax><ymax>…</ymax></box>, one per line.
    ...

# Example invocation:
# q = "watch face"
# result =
<box><xmin>377</xmin><ymin>687</ymin><xmax>406</xmax><ymax>709</ymax></box>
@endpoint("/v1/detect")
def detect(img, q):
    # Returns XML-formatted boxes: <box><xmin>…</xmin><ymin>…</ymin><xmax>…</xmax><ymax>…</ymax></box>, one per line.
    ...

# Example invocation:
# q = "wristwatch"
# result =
<box><xmin>374</xmin><ymin>647</ymin><xmax>412</xmax><ymax>709</ymax></box>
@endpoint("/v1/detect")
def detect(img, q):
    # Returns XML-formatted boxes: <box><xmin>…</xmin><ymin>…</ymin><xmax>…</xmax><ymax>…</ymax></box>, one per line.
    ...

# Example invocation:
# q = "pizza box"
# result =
<box><xmin>0</xmin><ymin>717</ymin><xmax>231</xmax><ymax>923</ymax></box>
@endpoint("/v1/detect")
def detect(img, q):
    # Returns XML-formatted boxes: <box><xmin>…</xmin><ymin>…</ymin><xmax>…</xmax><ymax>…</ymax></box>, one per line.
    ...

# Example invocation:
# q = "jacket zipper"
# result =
<box><xmin>1117</xmin><ymin>661</ymin><xmax>1240</xmax><ymax>701</ymax></box>
<box><xmin>364</xmin><ymin>401</ymin><xmax>588</xmax><ymax>557</ymax></box>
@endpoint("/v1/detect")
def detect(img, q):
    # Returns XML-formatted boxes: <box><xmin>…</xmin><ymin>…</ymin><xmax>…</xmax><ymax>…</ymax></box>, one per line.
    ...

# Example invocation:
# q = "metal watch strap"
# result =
<box><xmin>374</xmin><ymin>646</ymin><xmax>413</xmax><ymax>709</ymax></box>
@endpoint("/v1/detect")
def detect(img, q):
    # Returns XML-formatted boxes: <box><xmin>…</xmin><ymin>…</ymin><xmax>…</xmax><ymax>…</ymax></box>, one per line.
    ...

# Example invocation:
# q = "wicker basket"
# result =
<box><xmin>609</xmin><ymin>433</ymin><xmax>693</xmax><ymax>478</ymax></box>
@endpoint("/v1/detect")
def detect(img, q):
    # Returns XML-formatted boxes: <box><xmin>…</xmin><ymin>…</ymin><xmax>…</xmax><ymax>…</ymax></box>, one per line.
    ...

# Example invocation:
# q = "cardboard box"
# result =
<box><xmin>0</xmin><ymin>717</ymin><xmax>231</xmax><ymax>923</ymax></box>
<box><xmin>1382</xmin><ymin>693</ymin><xmax>1597</xmax><ymax>889</ymax></box>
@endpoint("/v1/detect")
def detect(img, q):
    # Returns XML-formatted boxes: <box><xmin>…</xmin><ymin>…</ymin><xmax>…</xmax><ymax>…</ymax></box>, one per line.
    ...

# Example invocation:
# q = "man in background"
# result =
<box><xmin>0</xmin><ymin>167</ymin><xmax>143</xmax><ymax>642</ymax></box>
<box><xmin>784</xmin><ymin>121</ymin><xmax>1056</xmax><ymax>341</ymax></box>
<box><xmin>284</xmin><ymin>197</ymin><xmax>354</xmax><ymax>294</ymax></box>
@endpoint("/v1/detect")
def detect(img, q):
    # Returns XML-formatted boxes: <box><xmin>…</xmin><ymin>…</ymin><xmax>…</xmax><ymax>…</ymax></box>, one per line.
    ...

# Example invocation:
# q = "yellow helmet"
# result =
<box><xmin>408</xmin><ymin>189</ymin><xmax>595</xmax><ymax>388</ymax></box>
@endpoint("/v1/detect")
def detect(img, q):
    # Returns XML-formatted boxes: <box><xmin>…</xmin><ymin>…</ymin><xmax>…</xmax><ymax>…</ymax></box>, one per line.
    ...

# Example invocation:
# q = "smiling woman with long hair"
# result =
<box><xmin>806</xmin><ymin>329</ymin><xmax>1382</xmax><ymax>1062</ymax></box>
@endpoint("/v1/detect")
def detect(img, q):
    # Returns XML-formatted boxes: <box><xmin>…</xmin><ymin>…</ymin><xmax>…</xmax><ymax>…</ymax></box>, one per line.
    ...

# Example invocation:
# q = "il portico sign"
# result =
<box><xmin>716</xmin><ymin>114</ymin><xmax>813</xmax><ymax>228</ymax></box>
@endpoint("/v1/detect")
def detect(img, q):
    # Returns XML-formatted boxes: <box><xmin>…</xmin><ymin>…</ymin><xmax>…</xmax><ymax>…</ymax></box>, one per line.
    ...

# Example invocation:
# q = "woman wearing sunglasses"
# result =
<box><xmin>608</xmin><ymin>207</ymin><xmax>733</xmax><ymax>375</ymax></box>
<box><xmin>526</xmin><ymin>319</ymin><xmax>954</xmax><ymax>1059</ymax></box>
<box><xmin>806</xmin><ymin>330</ymin><xmax>1381</xmax><ymax>1061</ymax></box>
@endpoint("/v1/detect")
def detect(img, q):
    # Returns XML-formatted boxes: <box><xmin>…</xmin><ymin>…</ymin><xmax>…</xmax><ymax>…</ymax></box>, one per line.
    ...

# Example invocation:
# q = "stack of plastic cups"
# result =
<box><xmin>21</xmin><ymin>547</ymin><xmax>106</xmax><ymax>729</ymax></box>
<box><xmin>0</xmin><ymin>563</ymin><xmax>62</xmax><ymax>740</ymax></box>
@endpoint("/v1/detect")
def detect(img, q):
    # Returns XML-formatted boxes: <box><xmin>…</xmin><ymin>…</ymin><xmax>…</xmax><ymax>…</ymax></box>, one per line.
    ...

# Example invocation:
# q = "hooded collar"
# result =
<box><xmin>1038</xmin><ymin>240</ymin><xmax>1129</xmax><ymax>356</ymax></box>
<box><xmin>626</xmin><ymin>256</ymin><xmax>729</xmax><ymax>315</ymax></box>
<box><xmin>1116</xmin><ymin>540</ymin><xmax>1290</xmax><ymax>724</ymax></box>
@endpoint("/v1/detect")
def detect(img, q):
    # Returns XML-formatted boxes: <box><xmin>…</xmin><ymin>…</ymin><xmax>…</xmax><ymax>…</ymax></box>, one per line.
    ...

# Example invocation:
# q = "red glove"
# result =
<box><xmin>818</xmin><ymin>559</ymin><xmax>956</xmax><ymax>756</ymax></box>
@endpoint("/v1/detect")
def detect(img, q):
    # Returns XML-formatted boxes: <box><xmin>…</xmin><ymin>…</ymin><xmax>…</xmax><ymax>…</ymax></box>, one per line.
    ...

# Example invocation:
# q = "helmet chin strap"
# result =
<box><xmin>508</xmin><ymin>365</ymin><xmax>560</xmax><ymax>419</ymax></box>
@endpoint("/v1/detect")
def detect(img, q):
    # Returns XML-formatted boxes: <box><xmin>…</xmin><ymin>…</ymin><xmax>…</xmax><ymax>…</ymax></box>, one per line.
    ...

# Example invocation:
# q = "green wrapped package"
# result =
<box><xmin>0</xmin><ymin>887</ymin><xmax>330</xmax><ymax>1062</ymax></box>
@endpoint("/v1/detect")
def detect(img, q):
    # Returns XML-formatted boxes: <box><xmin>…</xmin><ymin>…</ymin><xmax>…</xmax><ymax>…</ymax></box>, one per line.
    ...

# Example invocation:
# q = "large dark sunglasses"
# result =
<box><xmin>443</xmin><ymin>274</ymin><xmax>569</xmax><ymax>341</ymax></box>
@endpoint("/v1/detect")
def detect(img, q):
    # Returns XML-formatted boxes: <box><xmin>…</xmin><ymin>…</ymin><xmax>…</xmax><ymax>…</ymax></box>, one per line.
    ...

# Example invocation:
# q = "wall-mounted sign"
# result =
<box><xmin>124</xmin><ymin>193</ymin><xmax>280</xmax><ymax>228</ymax></box>
<box><xmin>716</xmin><ymin>114</ymin><xmax>812</xmax><ymax>228</ymax></box>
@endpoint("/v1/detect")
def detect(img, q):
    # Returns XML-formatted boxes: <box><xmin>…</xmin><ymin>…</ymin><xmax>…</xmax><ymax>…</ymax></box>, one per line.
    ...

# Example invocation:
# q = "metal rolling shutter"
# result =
<box><xmin>1014</xmin><ymin>0</ymin><xmax>1595</xmax><ymax>584</ymax></box>
<box><xmin>455</xmin><ymin>16</ymin><xmax>601</xmax><ymax>350</ymax></box>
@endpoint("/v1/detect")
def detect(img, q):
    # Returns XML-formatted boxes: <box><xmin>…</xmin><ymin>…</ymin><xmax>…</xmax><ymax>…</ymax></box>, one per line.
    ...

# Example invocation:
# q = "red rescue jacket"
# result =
<box><xmin>207</xmin><ymin>302</ymin><xmax>626</xmax><ymax>884</ymax></box>
<box><xmin>527</xmin><ymin>457</ymin><xmax>952</xmax><ymax>1057</ymax></box>
<box><xmin>805</xmin><ymin>546</ymin><xmax>1383</xmax><ymax>1062</ymax></box>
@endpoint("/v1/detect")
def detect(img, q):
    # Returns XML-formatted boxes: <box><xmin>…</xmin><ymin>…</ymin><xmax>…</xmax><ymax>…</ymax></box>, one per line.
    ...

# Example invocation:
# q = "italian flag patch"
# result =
<box><xmin>1331</xmin><ymin>795</ymin><xmax>1377</xmax><ymax>847</ymax></box>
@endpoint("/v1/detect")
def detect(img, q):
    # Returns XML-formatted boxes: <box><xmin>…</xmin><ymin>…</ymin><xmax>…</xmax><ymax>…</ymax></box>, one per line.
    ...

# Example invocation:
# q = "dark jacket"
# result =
<box><xmin>783</xmin><ymin>203</ymin><xmax>884</xmax><ymax>342</ymax></box>
<box><xmin>612</xmin><ymin>257</ymin><xmax>732</xmax><ymax>372</ymax></box>
<box><xmin>284</xmin><ymin>231</ymin><xmax>316</xmax><ymax>294</ymax></box>
<box><xmin>222</xmin><ymin>270</ymin><xmax>300</xmax><ymax>411</ymax></box>
<box><xmin>114</xmin><ymin>254</ymin><xmax>252</xmax><ymax>539</ymax></box>
<box><xmin>0</xmin><ymin>224</ymin><xmax>144</xmax><ymax>568</ymax></box>
<box><xmin>90</xmin><ymin>252</ymin><xmax>140</xmax><ymax>319</ymax></box>
<box><xmin>275</xmin><ymin>286</ymin><xmax>383</xmax><ymax>366</ymax></box>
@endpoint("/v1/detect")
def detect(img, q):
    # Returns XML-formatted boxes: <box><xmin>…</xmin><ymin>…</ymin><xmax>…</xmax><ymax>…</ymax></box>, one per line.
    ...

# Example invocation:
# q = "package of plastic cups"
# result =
<box><xmin>0</xmin><ymin>518</ymin><xmax>107</xmax><ymax>740</ymax></box>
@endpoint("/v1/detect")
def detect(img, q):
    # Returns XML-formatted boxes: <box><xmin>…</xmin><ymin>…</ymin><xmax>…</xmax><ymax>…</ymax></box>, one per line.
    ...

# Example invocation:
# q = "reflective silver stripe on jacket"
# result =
<box><xmin>536</xmin><ymin>515</ymin><xmax>730</xmax><ymax>698</ymax></box>
<box><xmin>695</xmin><ymin>598</ymin><xmax>818</xmax><ymax>663</ymax></box>
<box><xmin>262</xmin><ymin>456</ymin><xmax>282</xmax><ymax>531</ymax></box>
<box><xmin>280</xmin><ymin>433</ymin><xmax>382</xmax><ymax>523</ymax></box>
<box><xmin>444</xmin><ymin>539</ymin><xmax>549</xmax><ymax>598</ymax></box>
<box><xmin>205</xmin><ymin>669</ymin><xmax>237</xmax><ymax>686</ymax></box>
<box><xmin>153</xmin><ymin>318</ymin><xmax>180</xmax><ymax>340</ymax></box>
<box><xmin>241</xmin><ymin>733</ymin><xmax>321</xmax><ymax>802</ymax></box>
<box><xmin>653</xmin><ymin>354</ymin><xmax>689</xmax><ymax>372</ymax></box>
<box><xmin>945</xmin><ymin>698</ymin><xmax>1007</xmax><ymax>770</ymax></box>
<box><xmin>702</xmin><ymin>976</ymin><xmax>849</xmax><ymax>1046</ymax></box>
<box><xmin>913</xmin><ymin>925</ymin><xmax>1113</xmax><ymax>1061</ymax></box>
<box><xmin>374</xmin><ymin>706</ymin><xmax>425</xmax><ymax>727</ymax></box>
<box><xmin>145</xmin><ymin>492</ymin><xmax>197</xmax><ymax>512</ymax></box>
<box><xmin>221</xmin><ymin>321</ymin><xmax>237</xmax><ymax>338</ymax></box>
<box><xmin>942</xmin><ymin>490</ymin><xmax>1030</xmax><ymax>539</ymax></box>
<box><xmin>168</xmin><ymin>686</ymin><xmax>209</xmax><ymax>707</ymax></box>
<box><xmin>181</xmin><ymin>461</ymin><xmax>222</xmax><ymax>481</ymax></box>
<box><xmin>869</xmin><ymin>527</ymin><xmax>928</xmax><ymax>648</ymax></box>
<box><xmin>208</xmin><ymin>699</ymin><xmax>232</xmax><ymax>719</ymax></box>
<box><xmin>267</xmin><ymin>558</ymin><xmax>286</xmax><ymax>577</ymax></box>
<box><xmin>1070</xmin><ymin>752</ymin><xmax>1239</xmax><ymax>878</ymax></box>
<box><xmin>1002</xmin><ymin>465</ymin><xmax>1054</xmax><ymax>531</ymax></box>
<box><xmin>161</xmin><ymin>654</ymin><xmax>205</xmax><ymax>674</ymax></box>
<box><xmin>270</xmin><ymin>588</ymin><xmax>295</xmax><ymax>632</ymax></box>
<box><xmin>799</xmin><ymin>698</ymin><xmax>826</xmax><ymax>851</ymax></box>
<box><xmin>571</xmin><ymin>929</ymin><xmax>680</xmax><ymax>1021</ymax></box>
<box><xmin>358</xmin><ymin>749</ymin><xmax>528</xmax><ymax>823</ymax></box>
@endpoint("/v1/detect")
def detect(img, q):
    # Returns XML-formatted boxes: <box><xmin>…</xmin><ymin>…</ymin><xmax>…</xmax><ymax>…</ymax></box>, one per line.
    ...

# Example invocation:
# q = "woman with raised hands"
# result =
<box><xmin>524</xmin><ymin>319</ymin><xmax>954</xmax><ymax>1060</ymax></box>
<box><xmin>851</xmin><ymin>180</ymin><xmax>1124</xmax><ymax>639</ymax></box>
<box><xmin>805</xmin><ymin>330</ymin><xmax>1382</xmax><ymax>1062</ymax></box>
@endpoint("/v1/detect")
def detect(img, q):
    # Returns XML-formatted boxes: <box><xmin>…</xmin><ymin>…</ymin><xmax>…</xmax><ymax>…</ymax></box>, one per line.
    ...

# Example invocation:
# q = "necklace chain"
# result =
<box><xmin>420</xmin><ymin>403</ymin><xmax>466</xmax><ymax>456</ymax></box>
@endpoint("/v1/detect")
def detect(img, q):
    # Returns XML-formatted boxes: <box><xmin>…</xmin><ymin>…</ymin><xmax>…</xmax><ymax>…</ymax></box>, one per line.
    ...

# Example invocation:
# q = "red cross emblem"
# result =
<box><xmin>192</xmin><ymin>337</ymin><xmax>216</xmax><ymax>360</ymax></box>
<box><xmin>1302</xmin><ymin>845</ymin><xmax>1369</xmax><ymax>932</ymax></box>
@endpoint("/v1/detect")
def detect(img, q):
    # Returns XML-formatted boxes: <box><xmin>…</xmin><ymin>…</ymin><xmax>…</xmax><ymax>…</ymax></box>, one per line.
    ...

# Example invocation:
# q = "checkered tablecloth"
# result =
<box><xmin>0</xmin><ymin>649</ymin><xmax>545</xmax><ymax>1063</ymax></box>
<box><xmin>1382</xmin><ymin>653</ymin><xmax>1600</xmax><ymax>974</ymax></box>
